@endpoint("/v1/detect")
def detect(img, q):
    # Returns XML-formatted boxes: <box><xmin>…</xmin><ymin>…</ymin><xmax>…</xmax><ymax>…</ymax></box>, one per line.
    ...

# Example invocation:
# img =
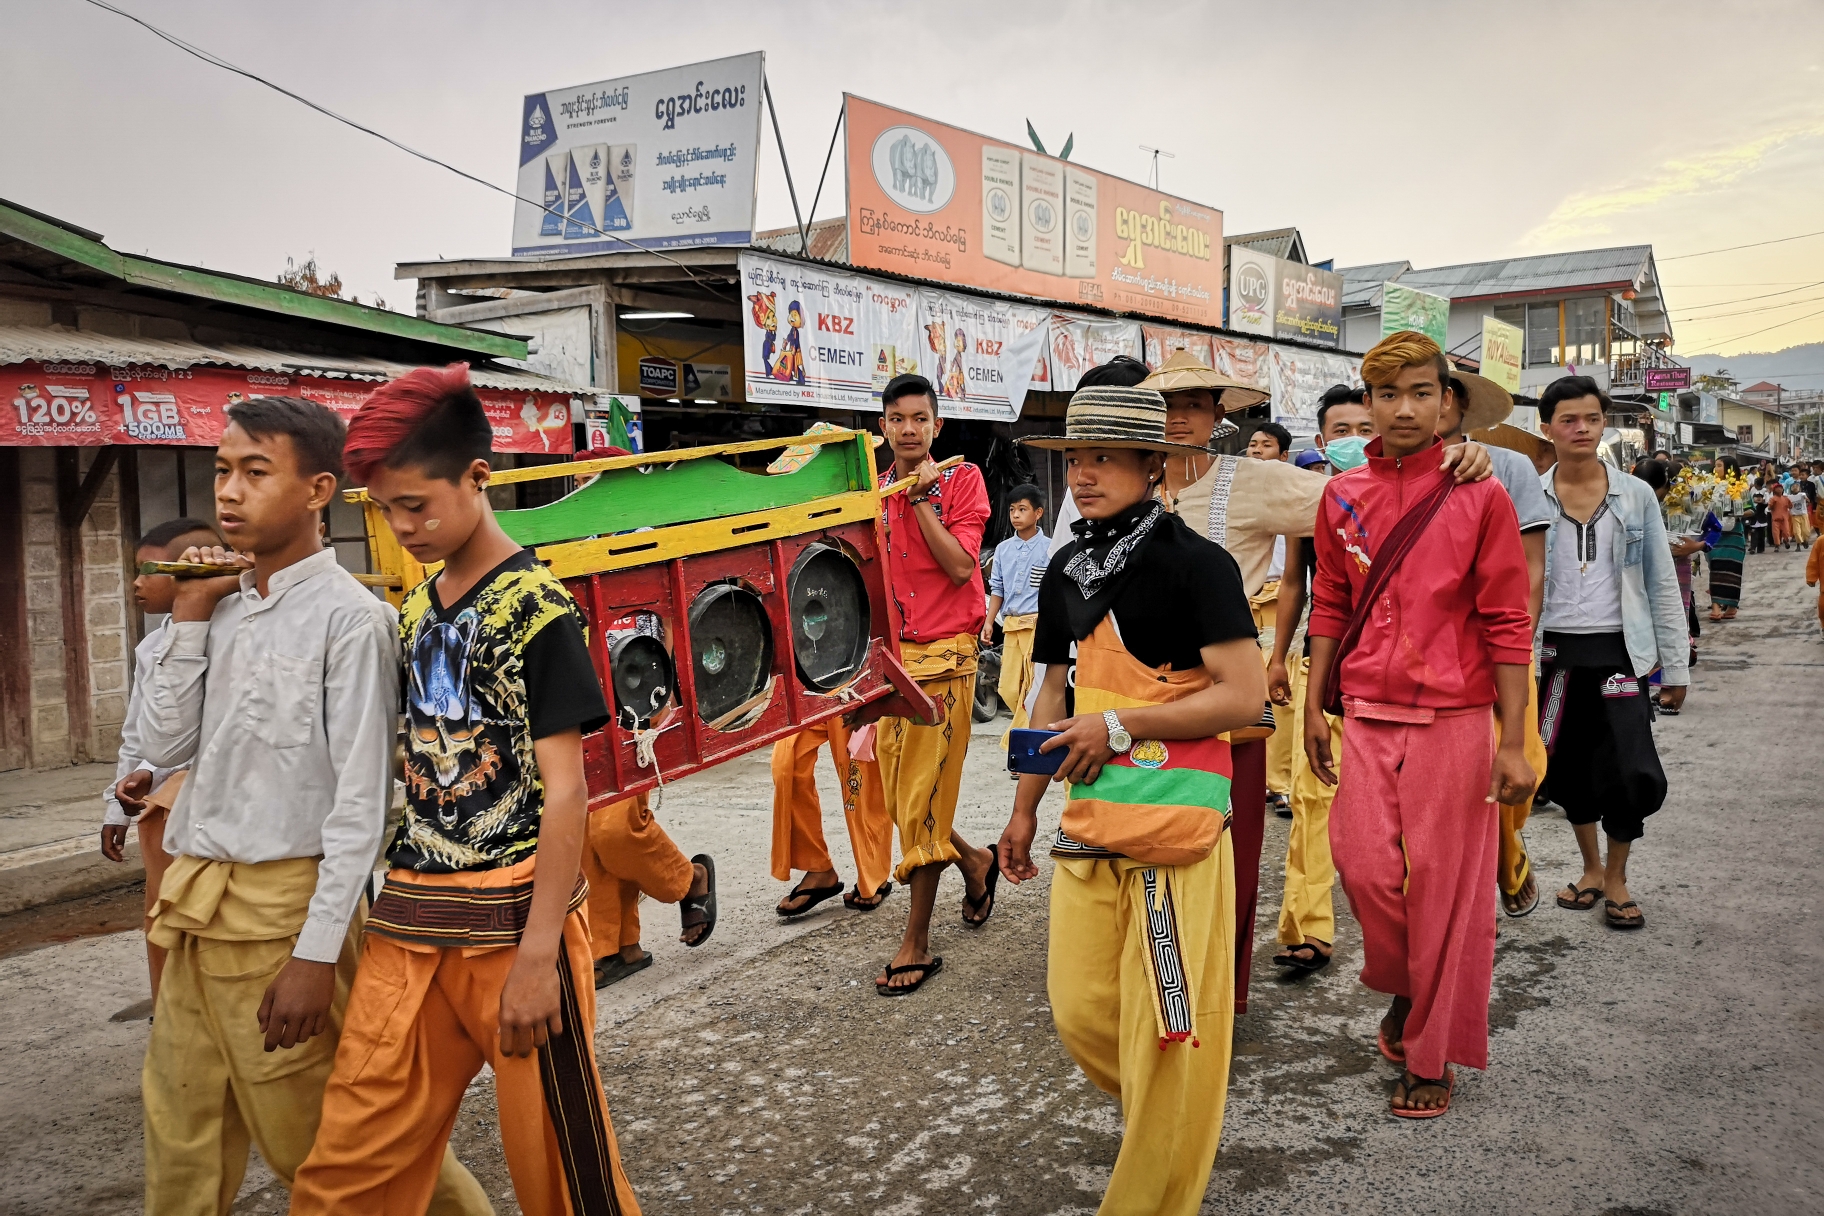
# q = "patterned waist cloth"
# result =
<box><xmin>369</xmin><ymin>872</ymin><xmax>588</xmax><ymax>949</ymax></box>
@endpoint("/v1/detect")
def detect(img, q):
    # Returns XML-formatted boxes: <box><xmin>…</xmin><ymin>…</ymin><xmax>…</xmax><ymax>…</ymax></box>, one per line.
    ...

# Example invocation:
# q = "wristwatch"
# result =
<box><xmin>1103</xmin><ymin>710</ymin><xmax>1132</xmax><ymax>754</ymax></box>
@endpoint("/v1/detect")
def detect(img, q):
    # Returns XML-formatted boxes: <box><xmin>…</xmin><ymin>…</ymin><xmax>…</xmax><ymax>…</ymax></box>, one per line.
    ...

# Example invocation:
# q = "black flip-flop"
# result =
<box><xmin>1270</xmin><ymin>941</ymin><xmax>1332</xmax><ymax>972</ymax></box>
<box><xmin>1269</xmin><ymin>793</ymin><xmax>1292</xmax><ymax>820</ymax></box>
<box><xmin>679</xmin><ymin>854</ymin><xmax>717</xmax><ymax>948</ymax></box>
<box><xmin>1605</xmin><ymin>899</ymin><xmax>1646</xmax><ymax>930</ymax></box>
<box><xmin>842</xmin><ymin>881</ymin><xmax>893</xmax><ymax>912</ymax></box>
<box><xmin>875</xmin><ymin>956</ymin><xmax>943</xmax><ymax>996</ymax></box>
<box><xmin>962</xmin><ymin>855</ymin><xmax>1000</xmax><ymax>928</ymax></box>
<box><xmin>1556</xmin><ymin>884</ymin><xmax>1604</xmax><ymax>911</ymax></box>
<box><xmin>776</xmin><ymin>880</ymin><xmax>844</xmax><ymax>919</ymax></box>
<box><xmin>593</xmin><ymin>951</ymin><xmax>653</xmax><ymax>989</ymax></box>
<box><xmin>1502</xmin><ymin>867</ymin><xmax>1541</xmax><ymax>918</ymax></box>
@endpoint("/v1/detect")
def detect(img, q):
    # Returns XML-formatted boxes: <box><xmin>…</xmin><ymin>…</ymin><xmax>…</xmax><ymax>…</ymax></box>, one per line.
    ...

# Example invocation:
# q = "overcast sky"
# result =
<box><xmin>4</xmin><ymin>0</ymin><xmax>1823</xmax><ymax>361</ymax></box>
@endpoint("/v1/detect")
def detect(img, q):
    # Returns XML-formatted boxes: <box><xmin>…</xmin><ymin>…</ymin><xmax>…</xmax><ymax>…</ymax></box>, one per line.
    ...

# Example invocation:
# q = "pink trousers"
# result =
<box><xmin>1330</xmin><ymin>706</ymin><xmax>1497</xmax><ymax>1078</ymax></box>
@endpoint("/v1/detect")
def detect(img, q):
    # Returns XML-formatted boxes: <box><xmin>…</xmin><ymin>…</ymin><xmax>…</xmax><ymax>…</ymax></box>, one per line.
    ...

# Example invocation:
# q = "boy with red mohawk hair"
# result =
<box><xmin>291</xmin><ymin>365</ymin><xmax>645</xmax><ymax>1215</ymax></box>
<box><xmin>1304</xmin><ymin>332</ymin><xmax>1536</xmax><ymax>1119</ymax></box>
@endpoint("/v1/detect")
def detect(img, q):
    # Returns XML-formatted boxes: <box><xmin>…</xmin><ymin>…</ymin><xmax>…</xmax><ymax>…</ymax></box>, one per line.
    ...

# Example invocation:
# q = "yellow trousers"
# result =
<box><xmin>1277</xmin><ymin>656</ymin><xmax>1338</xmax><ymax>946</ymax></box>
<box><xmin>878</xmin><ymin>636</ymin><xmax>978</xmax><ymax>882</ymax></box>
<box><xmin>769</xmin><ymin>717</ymin><xmax>894</xmax><ymax>898</ymax></box>
<box><xmin>141</xmin><ymin>858</ymin><xmax>489</xmax><ymax>1216</ymax></box>
<box><xmin>1048</xmin><ymin>838</ymin><xmax>1235</xmax><ymax>1216</ymax></box>
<box><xmin>997</xmin><ymin>613</ymin><xmax>1038</xmax><ymax>747</ymax></box>
<box><xmin>1250</xmin><ymin>581</ymin><xmax>1294</xmax><ymax>797</ymax></box>
<box><xmin>1496</xmin><ymin>663</ymin><xmax>1549</xmax><ymax>897</ymax></box>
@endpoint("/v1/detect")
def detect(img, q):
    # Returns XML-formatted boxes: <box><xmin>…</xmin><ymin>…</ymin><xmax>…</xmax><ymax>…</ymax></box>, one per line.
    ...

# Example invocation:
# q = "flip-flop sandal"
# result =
<box><xmin>1605</xmin><ymin>899</ymin><xmax>1646</xmax><ymax>930</ymax></box>
<box><xmin>776</xmin><ymin>881</ymin><xmax>844</xmax><ymax>919</ymax></box>
<box><xmin>593</xmin><ymin>951</ymin><xmax>653</xmax><ymax>989</ymax></box>
<box><xmin>1269</xmin><ymin>793</ymin><xmax>1293</xmax><ymax>820</ymax></box>
<box><xmin>1502</xmin><ymin>878</ymin><xmax>1541</xmax><ymax>919</ymax></box>
<box><xmin>1391</xmin><ymin>1068</ymin><xmax>1455</xmax><ymax>1119</ymax></box>
<box><xmin>679</xmin><ymin>854</ymin><xmax>717</xmax><ymax>948</ymax></box>
<box><xmin>843</xmin><ymin>881</ymin><xmax>893</xmax><ymax>911</ymax></box>
<box><xmin>875</xmin><ymin>956</ymin><xmax>943</xmax><ymax>996</ymax></box>
<box><xmin>1377</xmin><ymin>1024</ymin><xmax>1406</xmax><ymax>1065</ymax></box>
<box><xmin>1556</xmin><ymin>884</ymin><xmax>1604</xmax><ymax>911</ymax></box>
<box><xmin>1271</xmin><ymin>942</ymin><xmax>1332</xmax><ymax>972</ymax></box>
<box><xmin>962</xmin><ymin>856</ymin><xmax>1001</xmax><ymax>928</ymax></box>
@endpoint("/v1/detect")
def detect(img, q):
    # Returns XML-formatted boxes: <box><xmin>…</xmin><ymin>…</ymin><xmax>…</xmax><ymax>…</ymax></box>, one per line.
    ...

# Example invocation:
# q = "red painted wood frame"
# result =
<box><xmin>566</xmin><ymin>515</ymin><xmax>937</xmax><ymax>807</ymax></box>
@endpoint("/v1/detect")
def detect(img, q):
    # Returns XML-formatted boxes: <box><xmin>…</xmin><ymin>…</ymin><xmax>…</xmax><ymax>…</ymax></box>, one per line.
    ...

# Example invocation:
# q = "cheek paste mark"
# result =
<box><xmin>424</xmin><ymin>518</ymin><xmax>441</xmax><ymax>531</ymax></box>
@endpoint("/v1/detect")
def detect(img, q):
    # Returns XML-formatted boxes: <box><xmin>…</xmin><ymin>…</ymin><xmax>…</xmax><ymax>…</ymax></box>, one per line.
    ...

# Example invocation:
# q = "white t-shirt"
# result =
<box><xmin>1542</xmin><ymin>505</ymin><xmax>1623</xmax><ymax>633</ymax></box>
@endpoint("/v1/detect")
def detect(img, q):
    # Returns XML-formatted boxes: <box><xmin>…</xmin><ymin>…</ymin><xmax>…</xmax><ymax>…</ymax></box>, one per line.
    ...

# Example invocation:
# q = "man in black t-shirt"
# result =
<box><xmin>997</xmin><ymin>385</ymin><xmax>1265</xmax><ymax>1216</ymax></box>
<box><xmin>293</xmin><ymin>365</ymin><xmax>648</xmax><ymax>1215</ymax></box>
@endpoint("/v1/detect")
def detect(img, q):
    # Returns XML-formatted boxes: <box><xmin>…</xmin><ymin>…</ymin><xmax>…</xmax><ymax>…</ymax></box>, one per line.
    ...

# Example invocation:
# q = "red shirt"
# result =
<box><xmin>1309</xmin><ymin>436</ymin><xmax>1533</xmax><ymax>710</ymax></box>
<box><xmin>879</xmin><ymin>460</ymin><xmax>989</xmax><ymax>643</ymax></box>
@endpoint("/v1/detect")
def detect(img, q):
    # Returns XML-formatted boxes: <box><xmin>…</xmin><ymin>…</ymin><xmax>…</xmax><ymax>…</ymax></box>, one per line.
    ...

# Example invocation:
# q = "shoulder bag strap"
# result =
<box><xmin>1321</xmin><ymin>476</ymin><xmax>1457</xmax><ymax>717</ymax></box>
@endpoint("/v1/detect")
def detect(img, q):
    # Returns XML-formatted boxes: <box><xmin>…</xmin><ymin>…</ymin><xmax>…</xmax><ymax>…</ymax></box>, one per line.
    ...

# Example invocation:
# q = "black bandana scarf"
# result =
<box><xmin>1055</xmin><ymin>499</ymin><xmax>1166</xmax><ymax>640</ymax></box>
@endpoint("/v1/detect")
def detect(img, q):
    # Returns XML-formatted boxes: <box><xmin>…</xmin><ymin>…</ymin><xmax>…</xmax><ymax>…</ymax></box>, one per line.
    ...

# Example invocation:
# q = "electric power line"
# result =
<box><xmin>1705</xmin><ymin>305</ymin><xmax>1824</xmax><ymax>348</ymax></box>
<box><xmin>1671</xmin><ymin>279</ymin><xmax>1824</xmax><ymax>316</ymax></box>
<box><xmin>1659</xmin><ymin>228</ymin><xmax>1824</xmax><ymax>261</ymax></box>
<box><xmin>1675</xmin><ymin>289</ymin><xmax>1824</xmax><ymax>323</ymax></box>
<box><xmin>78</xmin><ymin>0</ymin><xmax>732</xmax><ymax>300</ymax></box>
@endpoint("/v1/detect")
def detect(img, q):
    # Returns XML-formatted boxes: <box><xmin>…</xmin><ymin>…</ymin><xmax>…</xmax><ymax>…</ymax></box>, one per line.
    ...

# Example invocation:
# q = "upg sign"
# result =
<box><xmin>1233</xmin><ymin>254</ymin><xmax>1272</xmax><ymax>326</ymax></box>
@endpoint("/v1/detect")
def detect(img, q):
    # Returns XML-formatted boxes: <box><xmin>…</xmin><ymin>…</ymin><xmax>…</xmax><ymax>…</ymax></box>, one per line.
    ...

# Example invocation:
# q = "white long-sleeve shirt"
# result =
<box><xmin>140</xmin><ymin>548</ymin><xmax>399</xmax><ymax>963</ymax></box>
<box><xmin>102</xmin><ymin>620</ymin><xmax>186</xmax><ymax>828</ymax></box>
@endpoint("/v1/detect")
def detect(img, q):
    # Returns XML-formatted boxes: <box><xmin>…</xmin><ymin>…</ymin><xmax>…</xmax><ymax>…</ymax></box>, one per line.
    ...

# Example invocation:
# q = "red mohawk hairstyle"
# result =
<box><xmin>343</xmin><ymin>363</ymin><xmax>492</xmax><ymax>485</ymax></box>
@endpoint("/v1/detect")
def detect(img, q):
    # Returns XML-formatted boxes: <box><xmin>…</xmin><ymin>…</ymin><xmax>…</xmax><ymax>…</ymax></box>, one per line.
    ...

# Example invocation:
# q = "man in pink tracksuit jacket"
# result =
<box><xmin>1304</xmin><ymin>330</ymin><xmax>1536</xmax><ymax>1120</ymax></box>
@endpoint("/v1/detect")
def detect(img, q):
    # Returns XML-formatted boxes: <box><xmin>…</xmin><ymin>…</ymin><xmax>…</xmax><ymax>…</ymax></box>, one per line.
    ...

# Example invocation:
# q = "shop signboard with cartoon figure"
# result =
<box><xmin>738</xmin><ymin>252</ymin><xmax>1045</xmax><ymax>420</ymax></box>
<box><xmin>512</xmin><ymin>52</ymin><xmax>764</xmax><ymax>256</ymax></box>
<box><xmin>844</xmin><ymin>96</ymin><xmax>1224</xmax><ymax>326</ymax></box>
<box><xmin>0</xmin><ymin>360</ymin><xmax>576</xmax><ymax>452</ymax></box>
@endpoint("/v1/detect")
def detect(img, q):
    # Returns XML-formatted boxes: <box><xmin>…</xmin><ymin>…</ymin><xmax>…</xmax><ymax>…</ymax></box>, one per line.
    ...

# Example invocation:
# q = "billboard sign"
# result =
<box><xmin>0</xmin><ymin>362</ymin><xmax>575</xmax><ymax>452</ymax></box>
<box><xmin>1382</xmin><ymin>282</ymin><xmax>1451</xmax><ymax>350</ymax></box>
<box><xmin>1480</xmin><ymin>315</ymin><xmax>1524</xmax><ymax>394</ymax></box>
<box><xmin>844</xmin><ymin>96</ymin><xmax>1224</xmax><ymax>326</ymax></box>
<box><xmin>1274</xmin><ymin>261</ymin><xmax>1343</xmax><ymax>347</ymax></box>
<box><xmin>1644</xmin><ymin>366</ymin><xmax>1692</xmax><ymax>392</ymax></box>
<box><xmin>1227</xmin><ymin>247</ymin><xmax>1276</xmax><ymax>336</ymax></box>
<box><xmin>513</xmin><ymin>53</ymin><xmax>764</xmax><ymax>256</ymax></box>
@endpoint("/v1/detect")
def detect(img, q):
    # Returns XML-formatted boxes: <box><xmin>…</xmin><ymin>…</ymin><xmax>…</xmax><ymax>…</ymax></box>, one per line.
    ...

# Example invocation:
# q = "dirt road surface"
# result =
<box><xmin>2</xmin><ymin>549</ymin><xmax>1819</xmax><ymax>1214</ymax></box>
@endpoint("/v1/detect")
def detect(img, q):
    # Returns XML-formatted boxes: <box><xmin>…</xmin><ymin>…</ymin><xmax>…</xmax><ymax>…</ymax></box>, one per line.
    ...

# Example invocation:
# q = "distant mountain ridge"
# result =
<box><xmin>1682</xmin><ymin>342</ymin><xmax>1824</xmax><ymax>385</ymax></box>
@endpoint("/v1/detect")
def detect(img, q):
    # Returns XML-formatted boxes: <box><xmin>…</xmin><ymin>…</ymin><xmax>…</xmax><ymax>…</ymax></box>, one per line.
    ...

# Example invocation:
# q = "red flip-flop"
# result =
<box><xmin>1391</xmin><ymin>1068</ymin><xmax>1455</xmax><ymax>1119</ymax></box>
<box><xmin>1377</xmin><ymin>1025</ymin><xmax>1406</xmax><ymax>1065</ymax></box>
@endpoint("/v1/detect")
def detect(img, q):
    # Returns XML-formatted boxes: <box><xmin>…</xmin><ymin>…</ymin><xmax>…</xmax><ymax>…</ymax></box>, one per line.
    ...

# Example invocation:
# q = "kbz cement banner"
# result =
<box><xmin>513</xmin><ymin>53</ymin><xmax>764</xmax><ymax>255</ymax></box>
<box><xmin>737</xmin><ymin>252</ymin><xmax>1046</xmax><ymax>420</ymax></box>
<box><xmin>844</xmin><ymin>96</ymin><xmax>1224</xmax><ymax>326</ymax></box>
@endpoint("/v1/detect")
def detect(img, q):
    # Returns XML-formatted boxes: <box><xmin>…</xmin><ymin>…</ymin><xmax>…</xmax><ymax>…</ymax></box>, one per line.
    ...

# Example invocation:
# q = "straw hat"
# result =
<box><xmin>1019</xmin><ymin>385</ymin><xmax>1214</xmax><ymax>455</ymax></box>
<box><xmin>1446</xmin><ymin>368</ymin><xmax>1514</xmax><ymax>433</ymax></box>
<box><xmin>1469</xmin><ymin>422</ymin><xmax>1550</xmax><ymax>464</ymax></box>
<box><xmin>1139</xmin><ymin>350</ymin><xmax>1270</xmax><ymax>412</ymax></box>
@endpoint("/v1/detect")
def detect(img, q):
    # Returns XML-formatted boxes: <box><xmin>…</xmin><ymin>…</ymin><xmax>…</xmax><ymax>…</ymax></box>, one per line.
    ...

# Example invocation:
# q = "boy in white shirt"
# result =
<box><xmin>99</xmin><ymin>516</ymin><xmax>222</xmax><ymax>1010</ymax></box>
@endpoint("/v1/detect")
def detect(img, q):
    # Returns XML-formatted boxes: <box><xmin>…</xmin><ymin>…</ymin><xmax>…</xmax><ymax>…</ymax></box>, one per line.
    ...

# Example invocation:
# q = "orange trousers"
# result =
<box><xmin>290</xmin><ymin>881</ymin><xmax>641</xmax><ymax>1216</ymax></box>
<box><xmin>580</xmin><ymin>795</ymin><xmax>694</xmax><ymax>960</ymax></box>
<box><xmin>769</xmin><ymin>718</ymin><xmax>893</xmax><ymax>898</ymax></box>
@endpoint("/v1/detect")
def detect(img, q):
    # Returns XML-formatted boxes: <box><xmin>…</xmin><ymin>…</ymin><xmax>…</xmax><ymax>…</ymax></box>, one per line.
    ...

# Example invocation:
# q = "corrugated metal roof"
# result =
<box><xmin>0</xmin><ymin>325</ymin><xmax>596</xmax><ymax>395</ymax></box>
<box><xmin>1390</xmin><ymin>246</ymin><xmax>1652</xmax><ymax>301</ymax></box>
<box><xmin>1224</xmin><ymin>228</ymin><xmax>1305</xmax><ymax>263</ymax></box>
<box><xmin>1339</xmin><ymin>261</ymin><xmax>1412</xmax><ymax>308</ymax></box>
<box><xmin>753</xmin><ymin>218</ymin><xmax>849</xmax><ymax>262</ymax></box>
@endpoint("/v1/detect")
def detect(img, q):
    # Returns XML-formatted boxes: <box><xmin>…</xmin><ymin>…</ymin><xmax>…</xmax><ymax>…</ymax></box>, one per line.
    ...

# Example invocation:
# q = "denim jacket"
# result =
<box><xmin>1540</xmin><ymin>463</ymin><xmax>1689</xmax><ymax>685</ymax></box>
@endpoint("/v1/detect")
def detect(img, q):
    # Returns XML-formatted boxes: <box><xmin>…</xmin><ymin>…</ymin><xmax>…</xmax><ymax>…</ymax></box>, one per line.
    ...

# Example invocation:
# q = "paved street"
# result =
<box><xmin>2</xmin><ymin>546</ymin><xmax>1820</xmax><ymax>1215</ymax></box>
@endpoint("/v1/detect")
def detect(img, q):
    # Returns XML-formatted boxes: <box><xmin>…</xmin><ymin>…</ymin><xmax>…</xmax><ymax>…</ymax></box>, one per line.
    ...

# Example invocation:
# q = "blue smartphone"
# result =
<box><xmin>1008</xmin><ymin>728</ymin><xmax>1066</xmax><ymax>775</ymax></box>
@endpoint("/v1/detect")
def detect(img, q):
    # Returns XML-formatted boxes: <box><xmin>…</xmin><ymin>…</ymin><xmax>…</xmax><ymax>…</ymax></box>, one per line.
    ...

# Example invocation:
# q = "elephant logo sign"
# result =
<box><xmin>870</xmin><ymin>125</ymin><xmax>955</xmax><ymax>214</ymax></box>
